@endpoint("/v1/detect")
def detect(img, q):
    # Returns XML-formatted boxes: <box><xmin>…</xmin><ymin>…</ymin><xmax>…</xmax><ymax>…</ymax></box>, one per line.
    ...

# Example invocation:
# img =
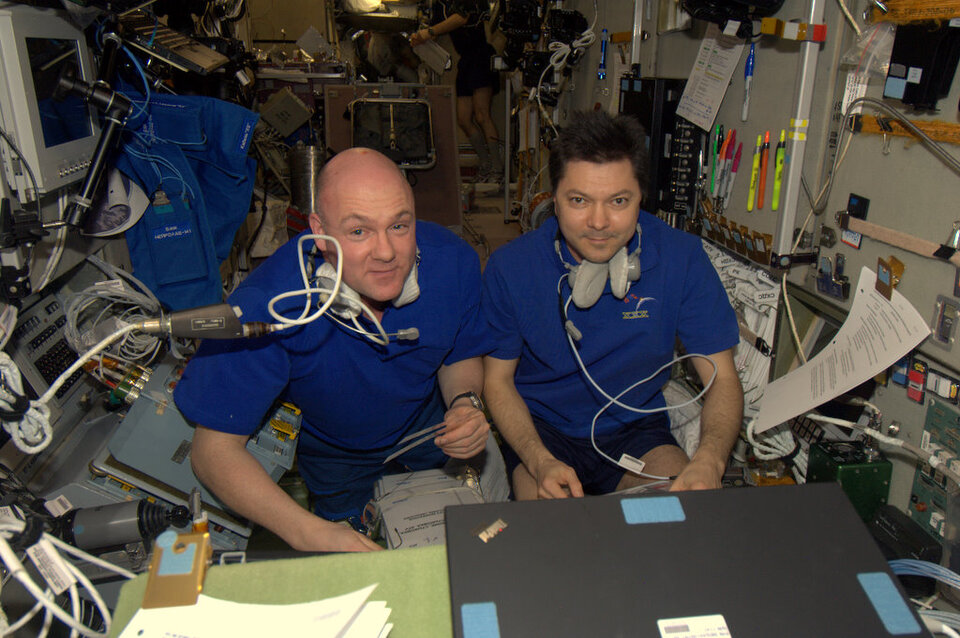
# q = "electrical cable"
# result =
<box><xmin>835</xmin><ymin>0</ymin><xmax>863</xmax><ymax>38</ymax></box>
<box><xmin>0</xmin><ymin>322</ymin><xmax>137</xmax><ymax>454</ymax></box>
<box><xmin>533</xmin><ymin>0</ymin><xmax>598</xmax><ymax>136</ymax></box>
<box><xmin>556</xmin><ymin>274</ymin><xmax>720</xmax><ymax>477</ymax></box>
<box><xmin>33</xmin><ymin>189</ymin><xmax>70</xmax><ymax>293</ymax></box>
<box><xmin>921</xmin><ymin>611</ymin><xmax>960</xmax><ymax>636</ymax></box>
<box><xmin>0</xmin><ymin>517</ymin><xmax>133</xmax><ymax>637</ymax></box>
<box><xmin>63</xmin><ymin>254</ymin><xmax>164</xmax><ymax>366</ymax></box>
<box><xmin>0</xmin><ymin>125</ymin><xmax>43</xmax><ymax>219</ymax></box>
<box><xmin>265</xmin><ymin>233</ymin><xmax>406</xmax><ymax>346</ymax></box>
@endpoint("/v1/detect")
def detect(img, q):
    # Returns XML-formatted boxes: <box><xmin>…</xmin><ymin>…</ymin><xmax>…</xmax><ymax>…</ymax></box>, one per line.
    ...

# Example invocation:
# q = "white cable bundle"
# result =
<box><xmin>0</xmin><ymin>324</ymin><xmax>137</xmax><ymax>455</ymax></box>
<box><xmin>0</xmin><ymin>352</ymin><xmax>51</xmax><ymax>454</ymax></box>
<box><xmin>533</xmin><ymin>0</ymin><xmax>598</xmax><ymax>130</ymax></box>
<box><xmin>62</xmin><ymin>255</ymin><xmax>164</xmax><ymax>366</ymax></box>
<box><xmin>0</xmin><ymin>514</ymin><xmax>134</xmax><ymax>637</ymax></box>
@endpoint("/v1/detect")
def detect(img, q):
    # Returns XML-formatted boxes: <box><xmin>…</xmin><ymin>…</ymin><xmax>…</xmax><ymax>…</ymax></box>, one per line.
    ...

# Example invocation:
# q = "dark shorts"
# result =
<box><xmin>456</xmin><ymin>46</ymin><xmax>500</xmax><ymax>97</ymax></box>
<box><xmin>295</xmin><ymin>387</ymin><xmax>448</xmax><ymax>525</ymax></box>
<box><xmin>500</xmin><ymin>412</ymin><xmax>681</xmax><ymax>495</ymax></box>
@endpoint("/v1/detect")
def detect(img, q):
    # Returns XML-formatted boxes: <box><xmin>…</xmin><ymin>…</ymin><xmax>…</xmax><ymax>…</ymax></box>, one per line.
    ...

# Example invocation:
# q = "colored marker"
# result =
<box><xmin>771</xmin><ymin>129</ymin><xmax>786</xmax><ymax>210</ymax></box>
<box><xmin>711</xmin><ymin>124</ymin><xmax>722</xmax><ymax>195</ymax></box>
<box><xmin>747</xmin><ymin>134</ymin><xmax>762</xmax><ymax>212</ymax></box>
<box><xmin>724</xmin><ymin>142</ymin><xmax>743</xmax><ymax>202</ymax></box>
<box><xmin>757</xmin><ymin>130</ymin><xmax>770</xmax><ymax>210</ymax></box>
<box><xmin>713</xmin><ymin>130</ymin><xmax>732</xmax><ymax>197</ymax></box>
<box><xmin>719</xmin><ymin>129</ymin><xmax>736</xmax><ymax>200</ymax></box>
<box><xmin>741</xmin><ymin>43</ymin><xmax>755</xmax><ymax>122</ymax></box>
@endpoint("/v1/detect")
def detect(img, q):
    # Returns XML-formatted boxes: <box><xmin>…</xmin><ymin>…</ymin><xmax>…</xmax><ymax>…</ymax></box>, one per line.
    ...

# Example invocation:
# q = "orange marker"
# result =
<box><xmin>756</xmin><ymin>130</ymin><xmax>770</xmax><ymax>210</ymax></box>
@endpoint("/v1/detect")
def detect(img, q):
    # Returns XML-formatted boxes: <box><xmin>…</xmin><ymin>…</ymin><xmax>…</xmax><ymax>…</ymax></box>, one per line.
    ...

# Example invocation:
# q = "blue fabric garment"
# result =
<box><xmin>115</xmin><ymin>94</ymin><xmax>258</xmax><ymax>310</ymax></box>
<box><xmin>174</xmin><ymin>222</ymin><xmax>493</xmax><ymax>452</ymax></box>
<box><xmin>482</xmin><ymin>213</ymin><xmax>739</xmax><ymax>438</ymax></box>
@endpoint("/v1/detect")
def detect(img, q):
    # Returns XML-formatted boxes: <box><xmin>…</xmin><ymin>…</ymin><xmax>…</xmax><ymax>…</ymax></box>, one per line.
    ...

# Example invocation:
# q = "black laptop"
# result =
<box><xmin>445</xmin><ymin>482</ymin><xmax>931</xmax><ymax>638</ymax></box>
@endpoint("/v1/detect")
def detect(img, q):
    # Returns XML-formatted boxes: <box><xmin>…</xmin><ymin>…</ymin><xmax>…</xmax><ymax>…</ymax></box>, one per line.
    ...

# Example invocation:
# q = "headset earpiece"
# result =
<box><xmin>315</xmin><ymin>262</ymin><xmax>364</xmax><ymax>319</ymax></box>
<box><xmin>393</xmin><ymin>252</ymin><xmax>420</xmax><ymax>308</ymax></box>
<box><xmin>556</xmin><ymin>224</ymin><xmax>642</xmax><ymax>309</ymax></box>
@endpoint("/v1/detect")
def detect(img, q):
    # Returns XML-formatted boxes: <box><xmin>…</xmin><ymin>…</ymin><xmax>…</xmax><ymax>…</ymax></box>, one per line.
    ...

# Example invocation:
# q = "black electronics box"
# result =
<box><xmin>869</xmin><ymin>504</ymin><xmax>942</xmax><ymax>597</ymax></box>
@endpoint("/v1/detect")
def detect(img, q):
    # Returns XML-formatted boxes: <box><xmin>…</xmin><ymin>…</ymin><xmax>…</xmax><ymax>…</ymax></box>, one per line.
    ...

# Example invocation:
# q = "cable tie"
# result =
<box><xmin>8</xmin><ymin>515</ymin><xmax>43</xmax><ymax>553</ymax></box>
<box><xmin>0</xmin><ymin>390</ymin><xmax>30</xmax><ymax>421</ymax></box>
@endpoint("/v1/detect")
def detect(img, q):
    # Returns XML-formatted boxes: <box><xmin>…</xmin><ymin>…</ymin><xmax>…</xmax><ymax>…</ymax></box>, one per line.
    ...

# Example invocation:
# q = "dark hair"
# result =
<box><xmin>548</xmin><ymin>111</ymin><xmax>651</xmax><ymax>197</ymax></box>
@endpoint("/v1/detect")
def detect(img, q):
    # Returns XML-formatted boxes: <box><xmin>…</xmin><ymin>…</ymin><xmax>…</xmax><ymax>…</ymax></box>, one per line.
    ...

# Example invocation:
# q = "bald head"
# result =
<box><xmin>307</xmin><ymin>147</ymin><xmax>418</xmax><ymax>311</ymax></box>
<box><xmin>314</xmin><ymin>148</ymin><xmax>413</xmax><ymax>223</ymax></box>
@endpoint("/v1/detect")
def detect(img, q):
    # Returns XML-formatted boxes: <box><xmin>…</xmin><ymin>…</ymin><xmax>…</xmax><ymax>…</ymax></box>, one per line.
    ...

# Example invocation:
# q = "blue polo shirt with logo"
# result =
<box><xmin>481</xmin><ymin>213</ymin><xmax>738</xmax><ymax>438</ymax></box>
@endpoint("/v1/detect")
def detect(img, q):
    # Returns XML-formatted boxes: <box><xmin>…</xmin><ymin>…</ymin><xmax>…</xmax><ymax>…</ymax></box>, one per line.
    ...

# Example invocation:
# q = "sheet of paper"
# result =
<box><xmin>676</xmin><ymin>23</ymin><xmax>745</xmax><ymax>131</ymax></box>
<box><xmin>119</xmin><ymin>584</ymin><xmax>385</xmax><ymax>638</ymax></box>
<box><xmin>753</xmin><ymin>267</ymin><xmax>930</xmax><ymax>433</ymax></box>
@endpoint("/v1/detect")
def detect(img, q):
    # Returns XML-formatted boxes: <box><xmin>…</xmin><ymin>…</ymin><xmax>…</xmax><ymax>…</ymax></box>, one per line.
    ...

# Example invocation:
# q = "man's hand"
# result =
<box><xmin>669</xmin><ymin>457</ymin><xmax>723</xmax><ymax>492</ymax></box>
<box><xmin>436</xmin><ymin>403</ymin><xmax>489</xmax><ymax>459</ymax></box>
<box><xmin>533</xmin><ymin>457</ymin><xmax>584</xmax><ymax>499</ymax></box>
<box><xmin>294</xmin><ymin>518</ymin><xmax>383</xmax><ymax>552</ymax></box>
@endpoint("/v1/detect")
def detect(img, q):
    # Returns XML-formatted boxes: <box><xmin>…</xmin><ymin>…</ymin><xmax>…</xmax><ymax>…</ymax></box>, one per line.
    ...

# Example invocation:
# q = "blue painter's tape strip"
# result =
<box><xmin>858</xmin><ymin>572</ymin><xmax>921</xmax><ymax>635</ymax></box>
<box><xmin>620</xmin><ymin>496</ymin><xmax>685</xmax><ymax>525</ymax></box>
<box><xmin>462</xmin><ymin>602</ymin><xmax>500</xmax><ymax>638</ymax></box>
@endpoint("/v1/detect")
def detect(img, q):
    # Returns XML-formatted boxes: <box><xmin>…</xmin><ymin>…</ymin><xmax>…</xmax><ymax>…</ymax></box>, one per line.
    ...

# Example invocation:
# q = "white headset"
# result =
<box><xmin>310</xmin><ymin>248</ymin><xmax>421</xmax><ymax>345</ymax></box>
<box><xmin>556</xmin><ymin>224</ymin><xmax>642</xmax><ymax>341</ymax></box>
<box><xmin>265</xmin><ymin>234</ymin><xmax>420</xmax><ymax>345</ymax></box>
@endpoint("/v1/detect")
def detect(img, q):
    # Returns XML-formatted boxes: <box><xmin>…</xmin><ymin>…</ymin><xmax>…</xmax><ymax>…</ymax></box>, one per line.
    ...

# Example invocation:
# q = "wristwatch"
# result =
<box><xmin>451</xmin><ymin>391</ymin><xmax>484</xmax><ymax>411</ymax></box>
<box><xmin>427</xmin><ymin>26</ymin><xmax>437</xmax><ymax>37</ymax></box>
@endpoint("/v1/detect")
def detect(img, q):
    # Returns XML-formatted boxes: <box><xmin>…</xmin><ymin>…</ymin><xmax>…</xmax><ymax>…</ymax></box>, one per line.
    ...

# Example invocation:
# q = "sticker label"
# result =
<box><xmin>44</xmin><ymin>494</ymin><xmax>73</xmax><ymax>517</ymax></box>
<box><xmin>658</xmin><ymin>613</ymin><xmax>731</xmax><ymax>637</ymax></box>
<box><xmin>27</xmin><ymin>539</ymin><xmax>76</xmax><ymax>595</ymax></box>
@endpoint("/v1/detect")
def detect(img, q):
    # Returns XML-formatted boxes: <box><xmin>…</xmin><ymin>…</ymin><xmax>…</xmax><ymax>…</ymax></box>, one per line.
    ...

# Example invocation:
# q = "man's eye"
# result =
<box><xmin>612</xmin><ymin>197</ymin><xmax>627</xmax><ymax>206</ymax></box>
<box><xmin>349</xmin><ymin>228</ymin><xmax>365</xmax><ymax>236</ymax></box>
<box><xmin>570</xmin><ymin>196</ymin><xmax>585</xmax><ymax>204</ymax></box>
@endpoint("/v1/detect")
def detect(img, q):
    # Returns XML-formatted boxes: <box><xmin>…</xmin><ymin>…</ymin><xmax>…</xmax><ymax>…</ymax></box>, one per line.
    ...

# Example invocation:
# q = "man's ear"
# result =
<box><xmin>308</xmin><ymin>213</ymin><xmax>327</xmax><ymax>252</ymax></box>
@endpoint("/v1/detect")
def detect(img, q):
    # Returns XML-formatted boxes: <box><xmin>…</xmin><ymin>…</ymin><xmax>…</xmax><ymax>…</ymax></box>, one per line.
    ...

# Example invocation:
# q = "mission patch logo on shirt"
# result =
<box><xmin>622</xmin><ymin>293</ymin><xmax>656</xmax><ymax>320</ymax></box>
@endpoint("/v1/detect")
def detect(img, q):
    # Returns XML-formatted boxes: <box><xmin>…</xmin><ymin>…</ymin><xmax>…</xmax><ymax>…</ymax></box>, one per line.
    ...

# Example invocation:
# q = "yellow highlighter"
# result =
<box><xmin>746</xmin><ymin>134</ymin><xmax>762</xmax><ymax>212</ymax></box>
<box><xmin>771</xmin><ymin>129</ymin><xmax>786</xmax><ymax>211</ymax></box>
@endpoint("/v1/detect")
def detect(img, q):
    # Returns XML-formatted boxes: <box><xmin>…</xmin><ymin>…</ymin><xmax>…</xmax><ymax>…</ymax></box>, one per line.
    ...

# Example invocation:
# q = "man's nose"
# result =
<box><xmin>372</xmin><ymin>231</ymin><xmax>397</xmax><ymax>261</ymax></box>
<box><xmin>586</xmin><ymin>204</ymin><xmax>609</xmax><ymax>230</ymax></box>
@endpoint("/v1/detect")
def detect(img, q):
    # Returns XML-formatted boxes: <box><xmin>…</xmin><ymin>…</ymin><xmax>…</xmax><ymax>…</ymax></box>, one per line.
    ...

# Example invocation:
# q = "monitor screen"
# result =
<box><xmin>26</xmin><ymin>37</ymin><xmax>91</xmax><ymax>149</ymax></box>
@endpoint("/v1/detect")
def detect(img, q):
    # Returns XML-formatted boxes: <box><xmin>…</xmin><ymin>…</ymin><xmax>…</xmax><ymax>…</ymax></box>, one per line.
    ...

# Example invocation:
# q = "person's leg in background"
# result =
<box><xmin>471</xmin><ymin>85</ymin><xmax>503</xmax><ymax>183</ymax></box>
<box><xmin>458</xmin><ymin>94</ymin><xmax>493</xmax><ymax>183</ymax></box>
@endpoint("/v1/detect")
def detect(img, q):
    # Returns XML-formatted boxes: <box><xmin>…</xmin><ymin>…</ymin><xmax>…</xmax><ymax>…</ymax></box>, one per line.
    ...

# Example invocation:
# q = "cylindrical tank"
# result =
<box><xmin>288</xmin><ymin>143</ymin><xmax>324</xmax><ymax>215</ymax></box>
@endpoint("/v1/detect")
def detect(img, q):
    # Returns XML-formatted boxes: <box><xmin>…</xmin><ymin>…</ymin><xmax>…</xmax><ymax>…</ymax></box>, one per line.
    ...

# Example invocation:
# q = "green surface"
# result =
<box><xmin>109</xmin><ymin>545</ymin><xmax>452</xmax><ymax>637</ymax></box>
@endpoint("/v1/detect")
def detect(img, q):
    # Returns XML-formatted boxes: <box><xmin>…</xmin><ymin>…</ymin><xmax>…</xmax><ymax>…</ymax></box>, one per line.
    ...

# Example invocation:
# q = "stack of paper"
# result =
<box><xmin>120</xmin><ymin>584</ymin><xmax>392</xmax><ymax>637</ymax></box>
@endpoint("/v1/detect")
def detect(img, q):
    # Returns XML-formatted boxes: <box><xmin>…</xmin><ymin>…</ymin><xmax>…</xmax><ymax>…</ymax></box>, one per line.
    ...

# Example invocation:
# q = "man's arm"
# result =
<box><xmin>670</xmin><ymin>348</ymin><xmax>743</xmax><ymax>491</ymax></box>
<box><xmin>190</xmin><ymin>426</ymin><xmax>381</xmax><ymax>552</ymax></box>
<box><xmin>484</xmin><ymin>356</ymin><xmax>583</xmax><ymax>498</ymax></box>
<box><xmin>436</xmin><ymin>357</ymin><xmax>488</xmax><ymax>459</ymax></box>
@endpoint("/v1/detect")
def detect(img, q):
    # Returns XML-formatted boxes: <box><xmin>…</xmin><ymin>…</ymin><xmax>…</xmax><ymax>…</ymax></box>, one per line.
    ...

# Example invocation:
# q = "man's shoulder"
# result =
<box><xmin>487</xmin><ymin>217</ymin><xmax>554</xmax><ymax>269</ymax></box>
<box><xmin>418</xmin><ymin>220</ymin><xmax>467</xmax><ymax>248</ymax></box>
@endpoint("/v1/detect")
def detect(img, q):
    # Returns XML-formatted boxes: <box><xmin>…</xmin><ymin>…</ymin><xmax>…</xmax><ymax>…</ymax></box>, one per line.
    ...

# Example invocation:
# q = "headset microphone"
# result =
<box><xmin>394</xmin><ymin>327</ymin><xmax>420</xmax><ymax>341</ymax></box>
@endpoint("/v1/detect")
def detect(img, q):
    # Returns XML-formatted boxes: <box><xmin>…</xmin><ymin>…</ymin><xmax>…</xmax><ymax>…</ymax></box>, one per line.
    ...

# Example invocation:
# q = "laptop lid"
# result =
<box><xmin>445</xmin><ymin>483</ymin><xmax>930</xmax><ymax>638</ymax></box>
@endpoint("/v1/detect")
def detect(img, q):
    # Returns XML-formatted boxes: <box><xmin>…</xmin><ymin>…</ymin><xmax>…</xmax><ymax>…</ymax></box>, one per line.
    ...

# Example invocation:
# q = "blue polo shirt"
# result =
<box><xmin>482</xmin><ymin>213</ymin><xmax>738</xmax><ymax>438</ymax></box>
<box><xmin>174</xmin><ymin>221</ymin><xmax>492</xmax><ymax>449</ymax></box>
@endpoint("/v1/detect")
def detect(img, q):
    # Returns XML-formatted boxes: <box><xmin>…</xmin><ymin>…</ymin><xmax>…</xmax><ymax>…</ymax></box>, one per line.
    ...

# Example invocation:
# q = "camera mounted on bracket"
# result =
<box><xmin>681</xmin><ymin>0</ymin><xmax>785</xmax><ymax>39</ymax></box>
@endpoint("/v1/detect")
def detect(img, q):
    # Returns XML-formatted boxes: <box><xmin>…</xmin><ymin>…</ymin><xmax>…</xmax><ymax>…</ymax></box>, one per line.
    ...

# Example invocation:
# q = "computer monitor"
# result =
<box><xmin>0</xmin><ymin>2</ymin><xmax>100</xmax><ymax>199</ymax></box>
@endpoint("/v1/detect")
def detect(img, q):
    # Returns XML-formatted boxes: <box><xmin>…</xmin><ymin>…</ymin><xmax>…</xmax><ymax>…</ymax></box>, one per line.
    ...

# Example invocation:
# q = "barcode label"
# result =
<box><xmin>44</xmin><ymin>495</ymin><xmax>72</xmax><ymax>517</ymax></box>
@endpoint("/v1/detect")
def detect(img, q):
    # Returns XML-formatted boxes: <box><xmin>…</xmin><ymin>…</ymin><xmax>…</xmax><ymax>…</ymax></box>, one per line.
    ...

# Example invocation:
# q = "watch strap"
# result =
<box><xmin>450</xmin><ymin>391</ymin><xmax>483</xmax><ymax>411</ymax></box>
